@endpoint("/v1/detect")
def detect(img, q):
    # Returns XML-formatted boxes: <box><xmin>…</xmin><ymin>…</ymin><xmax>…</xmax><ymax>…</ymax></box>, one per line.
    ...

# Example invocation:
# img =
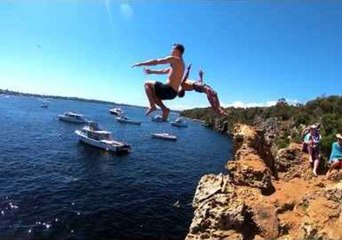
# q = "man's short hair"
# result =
<box><xmin>173</xmin><ymin>43</ymin><xmax>185</xmax><ymax>55</ymax></box>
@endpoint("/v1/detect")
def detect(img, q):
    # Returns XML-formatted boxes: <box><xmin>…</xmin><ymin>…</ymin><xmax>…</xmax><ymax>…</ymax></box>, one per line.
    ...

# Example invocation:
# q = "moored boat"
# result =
<box><xmin>171</xmin><ymin>117</ymin><xmax>188</xmax><ymax>127</ymax></box>
<box><xmin>75</xmin><ymin>122</ymin><xmax>131</xmax><ymax>153</ymax></box>
<box><xmin>58</xmin><ymin>112</ymin><xmax>87</xmax><ymax>124</ymax></box>
<box><xmin>116</xmin><ymin>116</ymin><xmax>141</xmax><ymax>125</ymax></box>
<box><xmin>152</xmin><ymin>133</ymin><xmax>177</xmax><ymax>141</ymax></box>
<box><xmin>109</xmin><ymin>107</ymin><xmax>124</xmax><ymax>116</ymax></box>
<box><xmin>40</xmin><ymin>103</ymin><xmax>49</xmax><ymax>108</ymax></box>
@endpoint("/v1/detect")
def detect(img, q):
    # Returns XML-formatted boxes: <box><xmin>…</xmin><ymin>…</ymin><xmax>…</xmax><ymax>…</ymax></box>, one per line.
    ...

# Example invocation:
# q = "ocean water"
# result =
<box><xmin>0</xmin><ymin>95</ymin><xmax>232</xmax><ymax>240</ymax></box>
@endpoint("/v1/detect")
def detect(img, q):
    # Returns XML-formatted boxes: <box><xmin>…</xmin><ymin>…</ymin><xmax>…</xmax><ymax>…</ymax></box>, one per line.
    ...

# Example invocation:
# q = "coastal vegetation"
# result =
<box><xmin>181</xmin><ymin>95</ymin><xmax>342</xmax><ymax>162</ymax></box>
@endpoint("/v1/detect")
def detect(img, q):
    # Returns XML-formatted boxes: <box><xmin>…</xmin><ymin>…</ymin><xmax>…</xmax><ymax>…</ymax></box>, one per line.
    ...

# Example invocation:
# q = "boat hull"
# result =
<box><xmin>75</xmin><ymin>130</ymin><xmax>130</xmax><ymax>153</ymax></box>
<box><xmin>58</xmin><ymin>115</ymin><xmax>86</xmax><ymax>124</ymax></box>
<box><xmin>171</xmin><ymin>122</ymin><xmax>188</xmax><ymax>127</ymax></box>
<box><xmin>116</xmin><ymin>118</ymin><xmax>141</xmax><ymax>125</ymax></box>
<box><xmin>152</xmin><ymin>134</ymin><xmax>177</xmax><ymax>141</ymax></box>
<box><xmin>109</xmin><ymin>109</ymin><xmax>124</xmax><ymax>116</ymax></box>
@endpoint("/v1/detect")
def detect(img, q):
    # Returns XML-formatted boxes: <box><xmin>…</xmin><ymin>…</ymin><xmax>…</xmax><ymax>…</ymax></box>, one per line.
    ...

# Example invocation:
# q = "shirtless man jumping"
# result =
<box><xmin>132</xmin><ymin>44</ymin><xmax>185</xmax><ymax>121</ymax></box>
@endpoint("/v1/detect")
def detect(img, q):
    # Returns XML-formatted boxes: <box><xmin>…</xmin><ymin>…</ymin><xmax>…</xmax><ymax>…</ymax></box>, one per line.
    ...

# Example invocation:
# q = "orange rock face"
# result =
<box><xmin>186</xmin><ymin>124</ymin><xmax>342</xmax><ymax>240</ymax></box>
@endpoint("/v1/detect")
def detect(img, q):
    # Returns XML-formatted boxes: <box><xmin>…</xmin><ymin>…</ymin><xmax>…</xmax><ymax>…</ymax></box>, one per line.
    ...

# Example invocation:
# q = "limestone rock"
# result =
<box><xmin>275</xmin><ymin>143</ymin><xmax>314</xmax><ymax>181</ymax></box>
<box><xmin>192</xmin><ymin>173</ymin><xmax>233</xmax><ymax>208</ymax></box>
<box><xmin>188</xmin><ymin>174</ymin><xmax>246</xmax><ymax>238</ymax></box>
<box><xmin>186</xmin><ymin>230</ymin><xmax>243</xmax><ymax>240</ymax></box>
<box><xmin>275</xmin><ymin>143</ymin><xmax>303</xmax><ymax>172</ymax></box>
<box><xmin>228</xmin><ymin>159</ymin><xmax>274</xmax><ymax>195</ymax></box>
<box><xmin>189</xmin><ymin>193</ymin><xmax>245</xmax><ymax>235</ymax></box>
<box><xmin>297</xmin><ymin>183</ymin><xmax>342</xmax><ymax>239</ymax></box>
<box><xmin>250</xmin><ymin>202</ymin><xmax>279</xmax><ymax>239</ymax></box>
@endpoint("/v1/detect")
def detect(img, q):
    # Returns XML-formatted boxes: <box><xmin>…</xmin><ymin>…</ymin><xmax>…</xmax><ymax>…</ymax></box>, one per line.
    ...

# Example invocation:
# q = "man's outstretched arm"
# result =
<box><xmin>132</xmin><ymin>56</ymin><xmax>174</xmax><ymax>67</ymax></box>
<box><xmin>144</xmin><ymin>68</ymin><xmax>170</xmax><ymax>75</ymax></box>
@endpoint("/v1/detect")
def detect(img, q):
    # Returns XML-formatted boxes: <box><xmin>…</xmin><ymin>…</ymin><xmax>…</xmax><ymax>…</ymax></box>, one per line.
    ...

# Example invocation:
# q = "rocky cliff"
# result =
<box><xmin>186</xmin><ymin>124</ymin><xmax>342</xmax><ymax>240</ymax></box>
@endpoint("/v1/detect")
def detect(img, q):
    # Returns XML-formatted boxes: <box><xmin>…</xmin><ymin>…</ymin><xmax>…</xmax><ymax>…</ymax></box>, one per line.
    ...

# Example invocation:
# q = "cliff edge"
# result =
<box><xmin>186</xmin><ymin>124</ymin><xmax>342</xmax><ymax>240</ymax></box>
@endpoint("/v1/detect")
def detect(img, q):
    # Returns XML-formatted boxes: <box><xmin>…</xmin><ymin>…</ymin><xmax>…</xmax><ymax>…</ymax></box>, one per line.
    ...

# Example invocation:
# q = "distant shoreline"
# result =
<box><xmin>0</xmin><ymin>89</ymin><xmax>182</xmax><ymax>113</ymax></box>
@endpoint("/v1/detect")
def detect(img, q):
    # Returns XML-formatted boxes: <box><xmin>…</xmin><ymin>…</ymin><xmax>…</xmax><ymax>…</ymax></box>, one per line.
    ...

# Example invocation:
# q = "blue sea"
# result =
<box><xmin>0</xmin><ymin>95</ymin><xmax>232</xmax><ymax>240</ymax></box>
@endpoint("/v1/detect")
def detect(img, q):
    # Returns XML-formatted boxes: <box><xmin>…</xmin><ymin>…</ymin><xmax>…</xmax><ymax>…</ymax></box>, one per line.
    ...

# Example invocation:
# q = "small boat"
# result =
<box><xmin>109</xmin><ymin>107</ymin><xmax>124</xmax><ymax>116</ymax></box>
<box><xmin>40</xmin><ymin>103</ymin><xmax>49</xmax><ymax>108</ymax></box>
<box><xmin>171</xmin><ymin>117</ymin><xmax>188</xmax><ymax>127</ymax></box>
<box><xmin>75</xmin><ymin>122</ymin><xmax>131</xmax><ymax>153</ymax></box>
<box><xmin>152</xmin><ymin>133</ymin><xmax>177</xmax><ymax>141</ymax></box>
<box><xmin>116</xmin><ymin>116</ymin><xmax>141</xmax><ymax>125</ymax></box>
<box><xmin>58</xmin><ymin>112</ymin><xmax>87</xmax><ymax>124</ymax></box>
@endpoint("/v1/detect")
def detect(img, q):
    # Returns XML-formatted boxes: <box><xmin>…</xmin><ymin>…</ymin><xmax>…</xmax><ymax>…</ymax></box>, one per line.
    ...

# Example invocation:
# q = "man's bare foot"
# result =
<box><xmin>162</xmin><ymin>108</ymin><xmax>170</xmax><ymax>121</ymax></box>
<box><xmin>146</xmin><ymin>106</ymin><xmax>157</xmax><ymax>116</ymax></box>
<box><xmin>220</xmin><ymin>108</ymin><xmax>228</xmax><ymax>116</ymax></box>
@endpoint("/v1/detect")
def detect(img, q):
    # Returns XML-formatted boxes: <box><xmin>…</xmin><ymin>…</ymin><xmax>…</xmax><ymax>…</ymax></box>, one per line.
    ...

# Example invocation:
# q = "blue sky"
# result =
<box><xmin>0</xmin><ymin>1</ymin><xmax>341</xmax><ymax>109</ymax></box>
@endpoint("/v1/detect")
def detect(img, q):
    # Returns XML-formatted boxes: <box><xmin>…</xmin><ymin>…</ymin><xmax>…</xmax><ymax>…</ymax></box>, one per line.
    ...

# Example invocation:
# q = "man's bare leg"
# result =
<box><xmin>207</xmin><ymin>93</ymin><xmax>226</xmax><ymax>116</ymax></box>
<box><xmin>161</xmin><ymin>108</ymin><xmax>170</xmax><ymax>121</ymax></box>
<box><xmin>152</xmin><ymin>93</ymin><xmax>170</xmax><ymax>121</ymax></box>
<box><xmin>144</xmin><ymin>81</ymin><xmax>157</xmax><ymax>115</ymax></box>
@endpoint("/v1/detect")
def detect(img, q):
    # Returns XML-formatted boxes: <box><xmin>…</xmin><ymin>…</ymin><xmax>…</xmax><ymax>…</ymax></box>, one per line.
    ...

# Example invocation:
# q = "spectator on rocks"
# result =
<box><xmin>326</xmin><ymin>133</ymin><xmax>342</xmax><ymax>179</ymax></box>
<box><xmin>303</xmin><ymin>124</ymin><xmax>321</xmax><ymax>176</ymax></box>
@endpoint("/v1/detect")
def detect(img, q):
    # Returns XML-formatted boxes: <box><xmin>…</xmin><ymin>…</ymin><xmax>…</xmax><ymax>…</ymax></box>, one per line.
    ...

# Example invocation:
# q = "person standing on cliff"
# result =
<box><xmin>303</xmin><ymin>124</ymin><xmax>321</xmax><ymax>176</ymax></box>
<box><xmin>132</xmin><ymin>44</ymin><xmax>185</xmax><ymax>121</ymax></box>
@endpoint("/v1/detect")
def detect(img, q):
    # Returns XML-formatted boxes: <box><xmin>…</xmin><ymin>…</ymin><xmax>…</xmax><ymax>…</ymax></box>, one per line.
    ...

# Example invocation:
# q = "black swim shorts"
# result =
<box><xmin>154</xmin><ymin>81</ymin><xmax>178</xmax><ymax>100</ymax></box>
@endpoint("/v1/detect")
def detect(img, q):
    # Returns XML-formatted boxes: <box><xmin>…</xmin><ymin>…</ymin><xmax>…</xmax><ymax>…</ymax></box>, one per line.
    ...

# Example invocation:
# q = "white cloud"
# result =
<box><xmin>222</xmin><ymin>99</ymin><xmax>300</xmax><ymax>108</ymax></box>
<box><xmin>120</xmin><ymin>3</ymin><xmax>133</xmax><ymax>20</ymax></box>
<box><xmin>170</xmin><ymin>104</ymin><xmax>209</xmax><ymax>111</ymax></box>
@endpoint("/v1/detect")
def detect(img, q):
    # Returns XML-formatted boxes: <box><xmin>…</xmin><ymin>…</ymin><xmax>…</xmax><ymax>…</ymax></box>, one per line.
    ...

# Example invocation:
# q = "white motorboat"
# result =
<box><xmin>171</xmin><ymin>117</ymin><xmax>188</xmax><ymax>127</ymax></box>
<box><xmin>58</xmin><ymin>112</ymin><xmax>87</xmax><ymax>124</ymax></box>
<box><xmin>152</xmin><ymin>133</ymin><xmax>177</xmax><ymax>141</ymax></box>
<box><xmin>152</xmin><ymin>115</ymin><xmax>167</xmax><ymax>122</ymax></box>
<box><xmin>40</xmin><ymin>103</ymin><xmax>49</xmax><ymax>108</ymax></box>
<box><xmin>75</xmin><ymin>122</ymin><xmax>131</xmax><ymax>153</ymax></box>
<box><xmin>116</xmin><ymin>116</ymin><xmax>141</xmax><ymax>125</ymax></box>
<box><xmin>109</xmin><ymin>107</ymin><xmax>124</xmax><ymax>116</ymax></box>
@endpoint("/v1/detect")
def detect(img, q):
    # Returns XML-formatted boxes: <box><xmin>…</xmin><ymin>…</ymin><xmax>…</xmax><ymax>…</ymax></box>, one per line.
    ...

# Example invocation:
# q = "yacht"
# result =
<box><xmin>116</xmin><ymin>115</ymin><xmax>141</xmax><ymax>125</ymax></box>
<box><xmin>109</xmin><ymin>107</ymin><xmax>124</xmax><ymax>116</ymax></box>
<box><xmin>40</xmin><ymin>103</ymin><xmax>49</xmax><ymax>108</ymax></box>
<box><xmin>171</xmin><ymin>117</ymin><xmax>188</xmax><ymax>127</ymax></box>
<box><xmin>152</xmin><ymin>133</ymin><xmax>177</xmax><ymax>141</ymax></box>
<box><xmin>75</xmin><ymin>122</ymin><xmax>131</xmax><ymax>153</ymax></box>
<box><xmin>58</xmin><ymin>112</ymin><xmax>87</xmax><ymax>124</ymax></box>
